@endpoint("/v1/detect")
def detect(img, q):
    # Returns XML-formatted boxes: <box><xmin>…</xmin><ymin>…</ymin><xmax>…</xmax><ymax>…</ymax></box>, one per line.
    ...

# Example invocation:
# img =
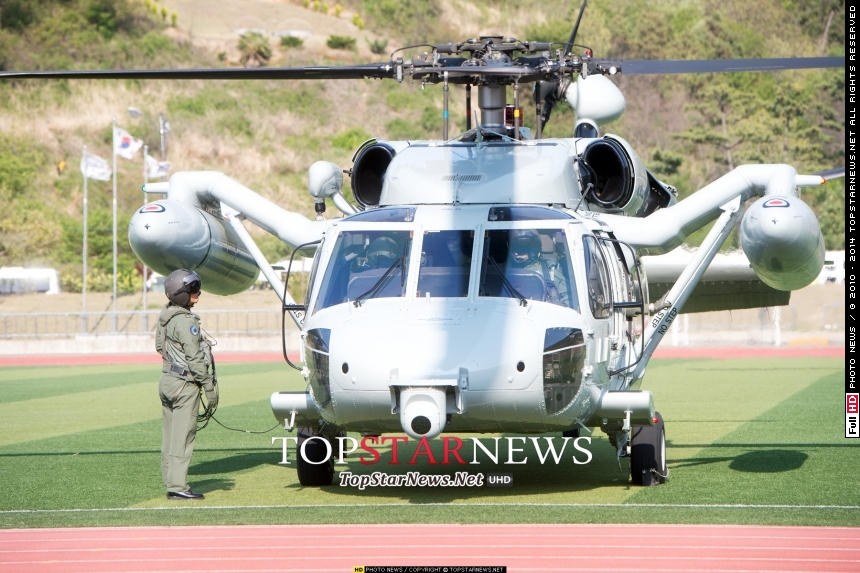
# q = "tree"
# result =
<box><xmin>238</xmin><ymin>32</ymin><xmax>271</xmax><ymax>68</ymax></box>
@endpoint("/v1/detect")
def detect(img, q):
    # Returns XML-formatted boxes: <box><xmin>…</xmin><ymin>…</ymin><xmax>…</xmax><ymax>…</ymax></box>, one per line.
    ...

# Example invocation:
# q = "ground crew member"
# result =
<box><xmin>155</xmin><ymin>269</ymin><xmax>218</xmax><ymax>500</ymax></box>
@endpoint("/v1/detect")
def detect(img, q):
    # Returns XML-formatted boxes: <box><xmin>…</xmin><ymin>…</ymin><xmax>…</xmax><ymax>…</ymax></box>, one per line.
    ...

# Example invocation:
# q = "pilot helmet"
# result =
<box><xmin>366</xmin><ymin>236</ymin><xmax>399</xmax><ymax>268</ymax></box>
<box><xmin>509</xmin><ymin>230</ymin><xmax>541</xmax><ymax>266</ymax></box>
<box><xmin>164</xmin><ymin>269</ymin><xmax>202</xmax><ymax>307</ymax></box>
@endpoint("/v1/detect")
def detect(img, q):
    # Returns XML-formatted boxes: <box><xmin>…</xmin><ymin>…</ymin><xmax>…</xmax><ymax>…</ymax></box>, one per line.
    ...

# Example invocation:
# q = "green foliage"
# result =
<box><xmin>420</xmin><ymin>107</ymin><xmax>441</xmax><ymax>134</ymax></box>
<box><xmin>238</xmin><ymin>32</ymin><xmax>272</xmax><ymax>67</ymax></box>
<box><xmin>0</xmin><ymin>134</ymin><xmax>47</xmax><ymax>196</ymax></box>
<box><xmin>0</xmin><ymin>0</ymin><xmax>184</xmax><ymax>72</ymax></box>
<box><xmin>58</xmin><ymin>208</ymin><xmax>136</xmax><ymax>276</ymax></box>
<box><xmin>85</xmin><ymin>0</ymin><xmax>121</xmax><ymax>39</ymax></box>
<box><xmin>167</xmin><ymin>89</ymin><xmax>238</xmax><ymax>117</ymax></box>
<box><xmin>367</xmin><ymin>38</ymin><xmax>388</xmax><ymax>54</ymax></box>
<box><xmin>358</xmin><ymin>0</ymin><xmax>439</xmax><ymax>42</ymax></box>
<box><xmin>650</xmin><ymin>150</ymin><xmax>683</xmax><ymax>178</ymax></box>
<box><xmin>331</xmin><ymin>127</ymin><xmax>371</xmax><ymax>151</ymax></box>
<box><xmin>385</xmin><ymin>118</ymin><xmax>424</xmax><ymax>140</ymax></box>
<box><xmin>256</xmin><ymin>233</ymin><xmax>293</xmax><ymax>264</ymax></box>
<box><xmin>60</xmin><ymin>267</ymin><xmax>140</xmax><ymax>293</ymax></box>
<box><xmin>0</xmin><ymin>0</ymin><xmax>36</xmax><ymax>32</ymax></box>
<box><xmin>279</xmin><ymin>35</ymin><xmax>304</xmax><ymax>49</ymax></box>
<box><xmin>805</xmin><ymin>180</ymin><xmax>845</xmax><ymax>250</ymax></box>
<box><xmin>216</xmin><ymin>113</ymin><xmax>254</xmax><ymax>138</ymax></box>
<box><xmin>523</xmin><ymin>17</ymin><xmax>574</xmax><ymax>44</ymax></box>
<box><xmin>326</xmin><ymin>34</ymin><xmax>356</xmax><ymax>50</ymax></box>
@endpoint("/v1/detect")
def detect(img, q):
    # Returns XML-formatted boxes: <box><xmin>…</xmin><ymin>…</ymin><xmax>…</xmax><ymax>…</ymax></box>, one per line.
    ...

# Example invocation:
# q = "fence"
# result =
<box><xmin>0</xmin><ymin>304</ymin><xmax>844</xmax><ymax>343</ymax></box>
<box><xmin>0</xmin><ymin>309</ymin><xmax>286</xmax><ymax>339</ymax></box>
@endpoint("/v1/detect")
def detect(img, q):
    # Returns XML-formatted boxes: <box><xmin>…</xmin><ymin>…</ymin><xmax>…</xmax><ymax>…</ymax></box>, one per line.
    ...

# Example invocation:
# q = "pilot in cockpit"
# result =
<box><xmin>364</xmin><ymin>236</ymin><xmax>400</xmax><ymax>269</ymax></box>
<box><xmin>506</xmin><ymin>230</ymin><xmax>569</xmax><ymax>306</ymax></box>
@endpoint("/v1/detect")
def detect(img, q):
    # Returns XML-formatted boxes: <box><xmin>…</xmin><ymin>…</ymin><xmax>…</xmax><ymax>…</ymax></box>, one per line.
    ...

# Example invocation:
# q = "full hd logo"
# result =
<box><xmin>847</xmin><ymin>394</ymin><xmax>859</xmax><ymax>438</ymax></box>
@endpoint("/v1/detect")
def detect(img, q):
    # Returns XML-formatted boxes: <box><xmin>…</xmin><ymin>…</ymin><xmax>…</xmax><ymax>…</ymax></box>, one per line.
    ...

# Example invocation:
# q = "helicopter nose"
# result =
<box><xmin>399</xmin><ymin>388</ymin><xmax>447</xmax><ymax>440</ymax></box>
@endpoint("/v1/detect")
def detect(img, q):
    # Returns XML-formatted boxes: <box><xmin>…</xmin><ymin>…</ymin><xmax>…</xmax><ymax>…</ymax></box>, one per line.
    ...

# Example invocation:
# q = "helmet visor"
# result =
<box><xmin>182</xmin><ymin>274</ymin><xmax>201</xmax><ymax>295</ymax></box>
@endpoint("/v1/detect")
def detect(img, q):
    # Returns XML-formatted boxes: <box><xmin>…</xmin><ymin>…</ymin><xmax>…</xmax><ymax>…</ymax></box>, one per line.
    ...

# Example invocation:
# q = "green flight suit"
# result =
<box><xmin>508</xmin><ymin>255</ymin><xmax>571</xmax><ymax>308</ymax></box>
<box><xmin>155</xmin><ymin>303</ymin><xmax>217</xmax><ymax>493</ymax></box>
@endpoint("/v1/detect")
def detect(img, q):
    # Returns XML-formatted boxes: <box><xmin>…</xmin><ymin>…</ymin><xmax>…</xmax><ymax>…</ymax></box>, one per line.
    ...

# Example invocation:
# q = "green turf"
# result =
<box><xmin>0</xmin><ymin>357</ymin><xmax>854</xmax><ymax>528</ymax></box>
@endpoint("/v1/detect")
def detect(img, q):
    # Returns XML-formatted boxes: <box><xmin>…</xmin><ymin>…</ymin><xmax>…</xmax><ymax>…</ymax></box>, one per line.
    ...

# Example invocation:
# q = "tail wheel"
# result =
<box><xmin>630</xmin><ymin>412</ymin><xmax>667</xmax><ymax>486</ymax></box>
<box><xmin>296</xmin><ymin>427</ymin><xmax>335</xmax><ymax>486</ymax></box>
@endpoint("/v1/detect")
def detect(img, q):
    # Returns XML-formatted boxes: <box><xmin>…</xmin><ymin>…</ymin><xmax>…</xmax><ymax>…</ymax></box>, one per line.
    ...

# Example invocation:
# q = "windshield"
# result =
<box><xmin>479</xmin><ymin>228</ymin><xmax>579</xmax><ymax>311</ymax></box>
<box><xmin>313</xmin><ymin>230</ymin><xmax>412</xmax><ymax>313</ymax></box>
<box><xmin>416</xmin><ymin>230</ymin><xmax>474</xmax><ymax>298</ymax></box>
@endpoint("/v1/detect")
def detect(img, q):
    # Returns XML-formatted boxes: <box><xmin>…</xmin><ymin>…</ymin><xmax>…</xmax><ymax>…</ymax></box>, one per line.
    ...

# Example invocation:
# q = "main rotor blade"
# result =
<box><xmin>564</xmin><ymin>0</ymin><xmax>588</xmax><ymax>56</ymax></box>
<box><xmin>0</xmin><ymin>64</ymin><xmax>395</xmax><ymax>81</ymax></box>
<box><xmin>815</xmin><ymin>167</ymin><xmax>845</xmax><ymax>180</ymax></box>
<box><xmin>596</xmin><ymin>56</ymin><xmax>844</xmax><ymax>75</ymax></box>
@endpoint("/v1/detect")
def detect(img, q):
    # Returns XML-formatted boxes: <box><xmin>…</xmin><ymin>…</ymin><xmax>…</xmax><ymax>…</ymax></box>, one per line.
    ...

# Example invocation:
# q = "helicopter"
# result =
<box><xmin>1</xmin><ymin>3</ymin><xmax>844</xmax><ymax>487</ymax></box>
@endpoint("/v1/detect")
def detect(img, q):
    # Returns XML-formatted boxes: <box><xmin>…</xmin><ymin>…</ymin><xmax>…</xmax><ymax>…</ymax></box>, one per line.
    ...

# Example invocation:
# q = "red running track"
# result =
<box><xmin>0</xmin><ymin>524</ymin><xmax>858</xmax><ymax>572</ymax></box>
<box><xmin>0</xmin><ymin>346</ymin><xmax>844</xmax><ymax>367</ymax></box>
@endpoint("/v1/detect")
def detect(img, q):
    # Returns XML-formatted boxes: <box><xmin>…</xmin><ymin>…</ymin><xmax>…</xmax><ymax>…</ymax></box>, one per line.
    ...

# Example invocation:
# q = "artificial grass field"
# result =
<box><xmin>0</xmin><ymin>356</ymin><xmax>854</xmax><ymax>528</ymax></box>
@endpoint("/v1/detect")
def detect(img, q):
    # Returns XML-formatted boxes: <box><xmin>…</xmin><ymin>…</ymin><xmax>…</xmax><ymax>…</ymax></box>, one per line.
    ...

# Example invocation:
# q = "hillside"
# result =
<box><xmin>0</xmin><ymin>0</ymin><xmax>846</xmax><ymax>294</ymax></box>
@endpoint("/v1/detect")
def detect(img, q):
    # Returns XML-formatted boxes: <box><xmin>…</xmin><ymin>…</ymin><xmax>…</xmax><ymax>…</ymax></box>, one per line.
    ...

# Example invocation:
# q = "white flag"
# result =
<box><xmin>145</xmin><ymin>153</ymin><xmax>172</xmax><ymax>178</ymax></box>
<box><xmin>80</xmin><ymin>153</ymin><xmax>112</xmax><ymax>181</ymax></box>
<box><xmin>113</xmin><ymin>126</ymin><xmax>143</xmax><ymax>160</ymax></box>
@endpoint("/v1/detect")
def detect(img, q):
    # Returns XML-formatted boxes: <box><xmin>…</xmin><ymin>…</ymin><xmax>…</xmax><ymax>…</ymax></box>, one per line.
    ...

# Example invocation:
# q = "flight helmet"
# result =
<box><xmin>366</xmin><ymin>236</ymin><xmax>399</xmax><ymax>268</ymax></box>
<box><xmin>509</xmin><ymin>230</ymin><xmax>541</xmax><ymax>267</ymax></box>
<box><xmin>164</xmin><ymin>269</ymin><xmax>202</xmax><ymax>307</ymax></box>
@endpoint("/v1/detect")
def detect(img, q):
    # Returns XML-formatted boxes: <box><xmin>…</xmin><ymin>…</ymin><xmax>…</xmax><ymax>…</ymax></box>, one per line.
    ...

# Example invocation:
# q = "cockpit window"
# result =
<box><xmin>479</xmin><ymin>228</ymin><xmax>579</xmax><ymax>311</ymax></box>
<box><xmin>313</xmin><ymin>230</ymin><xmax>412</xmax><ymax>313</ymax></box>
<box><xmin>583</xmin><ymin>235</ymin><xmax>612</xmax><ymax>318</ymax></box>
<box><xmin>487</xmin><ymin>206</ymin><xmax>572</xmax><ymax>221</ymax></box>
<box><xmin>416</xmin><ymin>230</ymin><xmax>474</xmax><ymax>298</ymax></box>
<box><xmin>344</xmin><ymin>207</ymin><xmax>416</xmax><ymax>223</ymax></box>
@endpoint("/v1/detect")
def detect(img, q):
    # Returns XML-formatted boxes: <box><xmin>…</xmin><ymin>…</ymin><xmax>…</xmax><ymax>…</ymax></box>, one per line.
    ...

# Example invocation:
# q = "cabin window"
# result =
<box><xmin>416</xmin><ymin>230</ymin><xmax>474</xmax><ymax>298</ymax></box>
<box><xmin>313</xmin><ymin>230</ymin><xmax>412</xmax><ymax>313</ymax></box>
<box><xmin>478</xmin><ymin>228</ymin><xmax>579</xmax><ymax>310</ymax></box>
<box><xmin>583</xmin><ymin>235</ymin><xmax>612</xmax><ymax>318</ymax></box>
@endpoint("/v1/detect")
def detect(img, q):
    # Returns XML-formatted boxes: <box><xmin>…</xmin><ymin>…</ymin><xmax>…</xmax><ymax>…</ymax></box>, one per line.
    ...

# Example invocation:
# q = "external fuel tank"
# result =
<box><xmin>128</xmin><ymin>200</ymin><xmax>258</xmax><ymax>295</ymax></box>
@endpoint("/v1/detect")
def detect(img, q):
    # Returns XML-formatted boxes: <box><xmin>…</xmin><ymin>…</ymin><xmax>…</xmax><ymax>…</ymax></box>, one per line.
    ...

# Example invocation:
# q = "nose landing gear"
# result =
<box><xmin>296</xmin><ymin>427</ymin><xmax>335</xmax><ymax>486</ymax></box>
<box><xmin>630</xmin><ymin>412</ymin><xmax>667</xmax><ymax>486</ymax></box>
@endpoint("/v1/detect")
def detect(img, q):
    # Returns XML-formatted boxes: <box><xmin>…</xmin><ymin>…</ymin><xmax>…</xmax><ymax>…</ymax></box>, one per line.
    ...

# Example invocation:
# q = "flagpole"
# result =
<box><xmin>142</xmin><ymin>145</ymin><xmax>148</xmax><ymax>332</ymax></box>
<box><xmin>82</xmin><ymin>145</ymin><xmax>88</xmax><ymax>334</ymax></box>
<box><xmin>111</xmin><ymin>117</ymin><xmax>117</xmax><ymax>333</ymax></box>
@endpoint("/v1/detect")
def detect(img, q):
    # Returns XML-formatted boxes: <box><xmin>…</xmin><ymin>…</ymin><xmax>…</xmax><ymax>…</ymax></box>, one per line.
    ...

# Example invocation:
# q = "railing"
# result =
<box><xmin>0</xmin><ymin>309</ymin><xmax>286</xmax><ymax>339</ymax></box>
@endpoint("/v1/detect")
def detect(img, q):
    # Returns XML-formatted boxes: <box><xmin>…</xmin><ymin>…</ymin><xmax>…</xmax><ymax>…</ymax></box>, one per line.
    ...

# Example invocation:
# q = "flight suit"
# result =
<box><xmin>155</xmin><ymin>303</ymin><xmax>217</xmax><ymax>493</ymax></box>
<box><xmin>509</xmin><ymin>256</ymin><xmax>570</xmax><ymax>307</ymax></box>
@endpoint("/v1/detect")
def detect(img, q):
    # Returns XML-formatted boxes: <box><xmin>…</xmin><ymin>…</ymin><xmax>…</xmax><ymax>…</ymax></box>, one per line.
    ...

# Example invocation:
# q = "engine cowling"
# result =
<box><xmin>351</xmin><ymin>142</ymin><xmax>396</xmax><ymax>208</ymax></box>
<box><xmin>129</xmin><ymin>200</ymin><xmax>259</xmax><ymax>295</ymax></box>
<box><xmin>579</xmin><ymin>135</ymin><xmax>675</xmax><ymax>217</ymax></box>
<box><xmin>739</xmin><ymin>195</ymin><xmax>825</xmax><ymax>291</ymax></box>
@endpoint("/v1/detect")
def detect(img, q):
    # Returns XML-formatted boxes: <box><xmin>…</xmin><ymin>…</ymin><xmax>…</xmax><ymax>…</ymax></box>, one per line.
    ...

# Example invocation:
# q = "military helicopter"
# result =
<box><xmin>2</xmin><ymin>3</ymin><xmax>844</xmax><ymax>487</ymax></box>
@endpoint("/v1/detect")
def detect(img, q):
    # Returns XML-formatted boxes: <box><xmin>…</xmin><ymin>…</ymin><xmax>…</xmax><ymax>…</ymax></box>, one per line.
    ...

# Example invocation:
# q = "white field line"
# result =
<box><xmin>0</xmin><ymin>502</ymin><xmax>858</xmax><ymax>514</ymax></box>
<box><xmin>1</xmin><ymin>543</ymin><xmax>859</xmax><ymax>554</ymax></box>
<box><xmin>1</xmin><ymin>554</ymin><xmax>859</xmax><ymax>565</ymax></box>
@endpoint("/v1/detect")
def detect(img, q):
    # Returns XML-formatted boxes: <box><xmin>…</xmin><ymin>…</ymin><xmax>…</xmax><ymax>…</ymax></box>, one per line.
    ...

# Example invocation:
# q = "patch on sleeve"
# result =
<box><xmin>190</xmin><ymin>325</ymin><xmax>199</xmax><ymax>336</ymax></box>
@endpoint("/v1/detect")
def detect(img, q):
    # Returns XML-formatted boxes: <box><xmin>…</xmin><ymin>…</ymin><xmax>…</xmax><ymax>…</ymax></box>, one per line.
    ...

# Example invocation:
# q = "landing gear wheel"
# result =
<box><xmin>296</xmin><ymin>427</ymin><xmax>335</xmax><ymax>486</ymax></box>
<box><xmin>630</xmin><ymin>412</ymin><xmax>667</xmax><ymax>486</ymax></box>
